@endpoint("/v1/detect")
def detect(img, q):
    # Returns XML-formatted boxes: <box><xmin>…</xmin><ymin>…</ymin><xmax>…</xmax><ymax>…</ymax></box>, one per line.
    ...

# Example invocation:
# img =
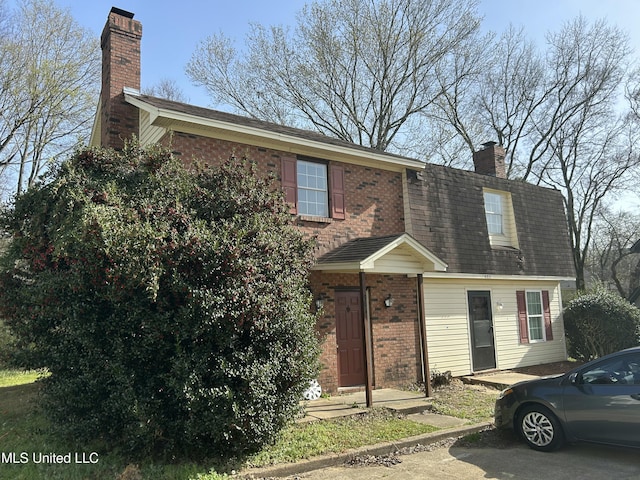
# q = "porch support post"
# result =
<box><xmin>417</xmin><ymin>273</ymin><xmax>432</xmax><ymax>397</ymax></box>
<box><xmin>359</xmin><ymin>271</ymin><xmax>373</xmax><ymax>408</ymax></box>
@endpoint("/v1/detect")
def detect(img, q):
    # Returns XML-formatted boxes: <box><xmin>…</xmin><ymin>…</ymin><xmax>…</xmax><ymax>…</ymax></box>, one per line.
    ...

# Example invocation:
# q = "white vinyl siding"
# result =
<box><xmin>139</xmin><ymin>110</ymin><xmax>167</xmax><ymax>145</ymax></box>
<box><xmin>297</xmin><ymin>160</ymin><xmax>328</xmax><ymax>217</ymax></box>
<box><xmin>423</xmin><ymin>278</ymin><xmax>566</xmax><ymax>376</ymax></box>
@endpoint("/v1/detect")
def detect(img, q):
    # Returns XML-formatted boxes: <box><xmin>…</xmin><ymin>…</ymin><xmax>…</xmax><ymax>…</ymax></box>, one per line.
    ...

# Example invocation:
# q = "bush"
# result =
<box><xmin>563</xmin><ymin>286</ymin><xmax>640</xmax><ymax>361</ymax></box>
<box><xmin>0</xmin><ymin>318</ymin><xmax>18</xmax><ymax>368</ymax></box>
<box><xmin>0</xmin><ymin>143</ymin><xmax>319</xmax><ymax>460</ymax></box>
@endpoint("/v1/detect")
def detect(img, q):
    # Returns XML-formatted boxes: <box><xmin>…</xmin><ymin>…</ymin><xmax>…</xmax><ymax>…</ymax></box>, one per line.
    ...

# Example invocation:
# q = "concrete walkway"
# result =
<box><xmin>301</xmin><ymin>387</ymin><xmax>471</xmax><ymax>429</ymax></box>
<box><xmin>462</xmin><ymin>371</ymin><xmax>542</xmax><ymax>390</ymax></box>
<box><xmin>246</xmin><ymin>374</ymin><xmax>540</xmax><ymax>478</ymax></box>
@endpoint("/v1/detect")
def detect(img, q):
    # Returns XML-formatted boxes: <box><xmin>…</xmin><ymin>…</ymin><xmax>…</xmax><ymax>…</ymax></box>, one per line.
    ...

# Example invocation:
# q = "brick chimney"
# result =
<box><xmin>100</xmin><ymin>7</ymin><xmax>142</xmax><ymax>149</ymax></box>
<box><xmin>473</xmin><ymin>142</ymin><xmax>506</xmax><ymax>178</ymax></box>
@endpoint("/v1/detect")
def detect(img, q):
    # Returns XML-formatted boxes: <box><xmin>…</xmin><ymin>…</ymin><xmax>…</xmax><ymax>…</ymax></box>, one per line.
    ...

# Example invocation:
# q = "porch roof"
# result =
<box><xmin>313</xmin><ymin>233</ymin><xmax>447</xmax><ymax>274</ymax></box>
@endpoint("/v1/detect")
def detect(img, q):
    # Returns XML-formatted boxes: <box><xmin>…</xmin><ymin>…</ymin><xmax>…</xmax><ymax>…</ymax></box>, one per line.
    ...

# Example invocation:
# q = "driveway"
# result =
<box><xmin>290</xmin><ymin>434</ymin><xmax>640</xmax><ymax>479</ymax></box>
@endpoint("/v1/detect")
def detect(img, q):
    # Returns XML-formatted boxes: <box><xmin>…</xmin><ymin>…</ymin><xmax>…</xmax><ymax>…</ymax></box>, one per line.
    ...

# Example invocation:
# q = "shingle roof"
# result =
<box><xmin>132</xmin><ymin>94</ymin><xmax>419</xmax><ymax>164</ymax></box>
<box><xmin>317</xmin><ymin>234</ymin><xmax>406</xmax><ymax>264</ymax></box>
<box><xmin>407</xmin><ymin>163</ymin><xmax>575</xmax><ymax>277</ymax></box>
<box><xmin>314</xmin><ymin>232</ymin><xmax>447</xmax><ymax>274</ymax></box>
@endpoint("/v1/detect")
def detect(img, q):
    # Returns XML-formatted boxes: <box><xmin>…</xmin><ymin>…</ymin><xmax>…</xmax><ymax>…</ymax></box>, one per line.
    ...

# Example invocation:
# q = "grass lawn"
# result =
<box><xmin>0</xmin><ymin>370</ymin><xmax>42</xmax><ymax>387</ymax></box>
<box><xmin>0</xmin><ymin>371</ymin><xmax>449</xmax><ymax>480</ymax></box>
<box><xmin>430</xmin><ymin>380</ymin><xmax>499</xmax><ymax>423</ymax></box>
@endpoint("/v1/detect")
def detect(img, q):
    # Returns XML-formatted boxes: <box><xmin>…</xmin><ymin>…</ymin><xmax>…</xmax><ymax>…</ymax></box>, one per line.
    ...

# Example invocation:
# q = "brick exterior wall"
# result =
<box><xmin>99</xmin><ymin>8</ymin><xmax>420</xmax><ymax>394</ymax></box>
<box><xmin>165</xmin><ymin>132</ymin><xmax>419</xmax><ymax>393</ymax></box>
<box><xmin>100</xmin><ymin>9</ymin><xmax>142</xmax><ymax>149</ymax></box>
<box><xmin>311</xmin><ymin>271</ymin><xmax>422</xmax><ymax>393</ymax></box>
<box><xmin>165</xmin><ymin>132</ymin><xmax>406</xmax><ymax>255</ymax></box>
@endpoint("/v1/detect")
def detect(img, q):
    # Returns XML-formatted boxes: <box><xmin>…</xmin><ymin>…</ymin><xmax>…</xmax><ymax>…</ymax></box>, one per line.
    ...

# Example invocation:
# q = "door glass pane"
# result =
<box><xmin>473</xmin><ymin>319</ymin><xmax>493</xmax><ymax>348</ymax></box>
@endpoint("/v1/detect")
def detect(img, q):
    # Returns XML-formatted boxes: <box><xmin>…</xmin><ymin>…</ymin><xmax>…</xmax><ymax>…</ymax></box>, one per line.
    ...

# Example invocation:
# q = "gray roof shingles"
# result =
<box><xmin>316</xmin><ymin>234</ymin><xmax>405</xmax><ymax>264</ymax></box>
<box><xmin>134</xmin><ymin>94</ymin><xmax>574</xmax><ymax>278</ymax></box>
<box><xmin>407</xmin><ymin>163</ymin><xmax>575</xmax><ymax>277</ymax></box>
<box><xmin>134</xmin><ymin>94</ymin><xmax>418</xmax><ymax>164</ymax></box>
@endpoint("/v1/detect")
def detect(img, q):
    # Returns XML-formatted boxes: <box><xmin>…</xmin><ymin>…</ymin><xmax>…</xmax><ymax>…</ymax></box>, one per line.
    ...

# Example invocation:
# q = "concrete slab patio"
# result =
<box><xmin>462</xmin><ymin>372</ymin><xmax>540</xmax><ymax>390</ymax></box>
<box><xmin>301</xmin><ymin>370</ymin><xmax>541</xmax><ymax>423</ymax></box>
<box><xmin>301</xmin><ymin>388</ymin><xmax>433</xmax><ymax>422</ymax></box>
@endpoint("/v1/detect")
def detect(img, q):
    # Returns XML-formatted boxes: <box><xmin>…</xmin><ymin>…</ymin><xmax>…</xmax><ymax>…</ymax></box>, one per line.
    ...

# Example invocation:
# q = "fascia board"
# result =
<box><xmin>421</xmin><ymin>272</ymin><xmax>576</xmax><ymax>282</ymax></box>
<box><xmin>125</xmin><ymin>93</ymin><xmax>425</xmax><ymax>171</ymax></box>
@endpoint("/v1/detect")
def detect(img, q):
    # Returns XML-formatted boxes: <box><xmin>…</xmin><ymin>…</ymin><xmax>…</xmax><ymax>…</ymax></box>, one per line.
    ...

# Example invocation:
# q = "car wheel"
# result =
<box><xmin>517</xmin><ymin>404</ymin><xmax>564</xmax><ymax>452</ymax></box>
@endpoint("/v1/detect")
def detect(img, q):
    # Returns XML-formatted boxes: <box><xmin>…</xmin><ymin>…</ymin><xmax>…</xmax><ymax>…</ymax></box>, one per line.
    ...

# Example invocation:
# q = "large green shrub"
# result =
<box><xmin>0</xmin><ymin>144</ymin><xmax>319</xmax><ymax>460</ymax></box>
<box><xmin>0</xmin><ymin>319</ymin><xmax>17</xmax><ymax>368</ymax></box>
<box><xmin>563</xmin><ymin>286</ymin><xmax>640</xmax><ymax>361</ymax></box>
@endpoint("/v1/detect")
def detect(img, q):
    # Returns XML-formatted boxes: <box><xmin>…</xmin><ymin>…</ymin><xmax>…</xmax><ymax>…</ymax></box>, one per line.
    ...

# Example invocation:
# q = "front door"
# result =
<box><xmin>335</xmin><ymin>290</ymin><xmax>366</xmax><ymax>387</ymax></box>
<box><xmin>468</xmin><ymin>291</ymin><xmax>496</xmax><ymax>371</ymax></box>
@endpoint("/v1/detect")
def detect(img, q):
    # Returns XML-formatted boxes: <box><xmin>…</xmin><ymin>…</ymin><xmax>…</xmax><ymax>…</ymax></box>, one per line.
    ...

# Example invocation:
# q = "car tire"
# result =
<box><xmin>517</xmin><ymin>404</ymin><xmax>564</xmax><ymax>452</ymax></box>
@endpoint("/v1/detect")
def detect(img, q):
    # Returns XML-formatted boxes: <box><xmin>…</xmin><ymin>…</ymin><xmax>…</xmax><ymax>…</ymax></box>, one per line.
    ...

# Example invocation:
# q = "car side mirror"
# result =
<box><xmin>568</xmin><ymin>372</ymin><xmax>579</xmax><ymax>385</ymax></box>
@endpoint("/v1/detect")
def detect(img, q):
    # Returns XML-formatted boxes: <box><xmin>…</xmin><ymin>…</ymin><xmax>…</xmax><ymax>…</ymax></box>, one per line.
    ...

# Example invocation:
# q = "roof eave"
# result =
<box><xmin>124</xmin><ymin>92</ymin><xmax>425</xmax><ymax>170</ymax></box>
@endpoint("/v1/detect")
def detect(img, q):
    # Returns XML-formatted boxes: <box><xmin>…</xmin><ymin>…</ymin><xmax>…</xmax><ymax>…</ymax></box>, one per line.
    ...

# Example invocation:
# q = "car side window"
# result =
<box><xmin>580</xmin><ymin>354</ymin><xmax>640</xmax><ymax>385</ymax></box>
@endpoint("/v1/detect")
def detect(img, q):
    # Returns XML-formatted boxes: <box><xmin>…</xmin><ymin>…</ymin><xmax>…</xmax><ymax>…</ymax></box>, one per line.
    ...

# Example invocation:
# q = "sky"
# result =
<box><xmin>43</xmin><ymin>0</ymin><xmax>640</xmax><ymax>109</ymax></box>
<box><xmin>4</xmin><ymin>0</ymin><xmax>640</xmax><ymax>208</ymax></box>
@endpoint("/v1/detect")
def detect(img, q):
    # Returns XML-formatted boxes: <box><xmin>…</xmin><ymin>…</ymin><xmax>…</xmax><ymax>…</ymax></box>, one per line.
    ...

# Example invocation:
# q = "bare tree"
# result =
<box><xmin>0</xmin><ymin>0</ymin><xmax>99</xmax><ymax>197</ymax></box>
<box><xmin>143</xmin><ymin>78</ymin><xmax>189</xmax><ymax>103</ymax></box>
<box><xmin>545</xmin><ymin>115</ymin><xmax>639</xmax><ymax>290</ymax></box>
<box><xmin>186</xmin><ymin>0</ymin><xmax>483</xmax><ymax>152</ymax></box>
<box><xmin>436</xmin><ymin>16</ymin><xmax>639</xmax><ymax>289</ymax></box>
<box><xmin>588</xmin><ymin>209</ymin><xmax>640</xmax><ymax>299</ymax></box>
<box><xmin>536</xmin><ymin>18</ymin><xmax>639</xmax><ymax>290</ymax></box>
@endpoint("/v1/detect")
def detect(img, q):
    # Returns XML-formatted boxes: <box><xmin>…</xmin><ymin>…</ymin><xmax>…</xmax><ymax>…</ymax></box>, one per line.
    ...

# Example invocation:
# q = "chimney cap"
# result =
<box><xmin>110</xmin><ymin>7</ymin><xmax>134</xmax><ymax>18</ymax></box>
<box><xmin>481</xmin><ymin>141</ymin><xmax>497</xmax><ymax>149</ymax></box>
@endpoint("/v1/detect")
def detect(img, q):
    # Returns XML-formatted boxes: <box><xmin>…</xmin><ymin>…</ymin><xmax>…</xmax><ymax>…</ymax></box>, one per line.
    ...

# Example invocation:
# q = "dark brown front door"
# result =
<box><xmin>335</xmin><ymin>290</ymin><xmax>365</xmax><ymax>387</ymax></box>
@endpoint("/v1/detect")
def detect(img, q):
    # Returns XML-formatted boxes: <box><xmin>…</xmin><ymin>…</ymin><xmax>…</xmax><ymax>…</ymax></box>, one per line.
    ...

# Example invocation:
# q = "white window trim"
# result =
<box><xmin>483</xmin><ymin>188</ymin><xmax>519</xmax><ymax>249</ymax></box>
<box><xmin>297</xmin><ymin>159</ymin><xmax>328</xmax><ymax>217</ymax></box>
<box><xmin>484</xmin><ymin>191</ymin><xmax>504</xmax><ymax>235</ymax></box>
<box><xmin>525</xmin><ymin>290</ymin><xmax>546</xmax><ymax>343</ymax></box>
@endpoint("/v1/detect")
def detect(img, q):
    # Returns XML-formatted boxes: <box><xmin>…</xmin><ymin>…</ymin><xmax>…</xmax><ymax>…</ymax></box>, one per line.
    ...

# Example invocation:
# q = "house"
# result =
<box><xmin>91</xmin><ymin>8</ymin><xmax>575</xmax><ymax>397</ymax></box>
<box><xmin>407</xmin><ymin>150</ymin><xmax>575</xmax><ymax>375</ymax></box>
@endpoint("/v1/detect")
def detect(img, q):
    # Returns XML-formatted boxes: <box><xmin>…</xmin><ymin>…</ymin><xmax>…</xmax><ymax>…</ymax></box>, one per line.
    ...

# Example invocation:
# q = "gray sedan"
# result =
<box><xmin>495</xmin><ymin>346</ymin><xmax>640</xmax><ymax>451</ymax></box>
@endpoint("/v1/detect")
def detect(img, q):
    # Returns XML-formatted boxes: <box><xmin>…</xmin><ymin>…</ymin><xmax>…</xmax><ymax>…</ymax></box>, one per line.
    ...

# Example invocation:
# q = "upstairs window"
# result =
<box><xmin>483</xmin><ymin>189</ymin><xmax>519</xmax><ymax>249</ymax></box>
<box><xmin>297</xmin><ymin>160</ymin><xmax>328</xmax><ymax>217</ymax></box>
<box><xmin>484</xmin><ymin>192</ymin><xmax>503</xmax><ymax>235</ymax></box>
<box><xmin>281</xmin><ymin>156</ymin><xmax>345</xmax><ymax>220</ymax></box>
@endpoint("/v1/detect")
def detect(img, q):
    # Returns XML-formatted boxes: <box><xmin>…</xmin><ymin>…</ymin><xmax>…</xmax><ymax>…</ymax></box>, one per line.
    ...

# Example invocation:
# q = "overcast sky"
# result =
<box><xmin>40</xmin><ymin>0</ymin><xmax>640</xmax><ymax>109</ymax></box>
